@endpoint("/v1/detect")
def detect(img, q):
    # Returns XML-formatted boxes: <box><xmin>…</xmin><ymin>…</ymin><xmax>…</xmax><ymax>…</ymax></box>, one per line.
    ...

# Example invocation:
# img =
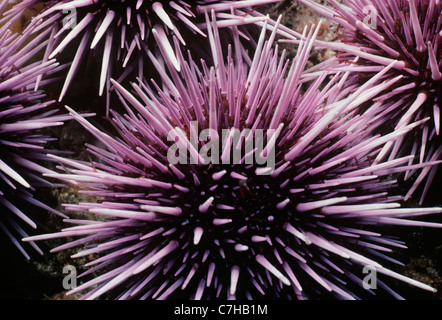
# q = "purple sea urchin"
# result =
<box><xmin>9</xmin><ymin>0</ymin><xmax>278</xmax><ymax>107</ymax></box>
<box><xmin>0</xmin><ymin>15</ymin><xmax>69</xmax><ymax>258</ymax></box>
<box><xmin>289</xmin><ymin>0</ymin><xmax>442</xmax><ymax>204</ymax></box>
<box><xmin>25</xmin><ymin>15</ymin><xmax>442</xmax><ymax>299</ymax></box>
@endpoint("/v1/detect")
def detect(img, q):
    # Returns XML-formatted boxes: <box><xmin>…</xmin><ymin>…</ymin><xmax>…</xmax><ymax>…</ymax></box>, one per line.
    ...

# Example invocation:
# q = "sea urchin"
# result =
<box><xmin>0</xmin><ymin>13</ymin><xmax>68</xmax><ymax>259</ymax></box>
<box><xmin>292</xmin><ymin>0</ymin><xmax>442</xmax><ymax>204</ymax></box>
<box><xmin>9</xmin><ymin>0</ymin><xmax>278</xmax><ymax>107</ymax></box>
<box><xmin>25</xmin><ymin>14</ymin><xmax>442</xmax><ymax>299</ymax></box>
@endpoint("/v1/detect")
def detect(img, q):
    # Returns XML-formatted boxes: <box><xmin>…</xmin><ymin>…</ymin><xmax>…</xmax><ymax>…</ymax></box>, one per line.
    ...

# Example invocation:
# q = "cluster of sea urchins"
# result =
<box><xmin>0</xmin><ymin>10</ymin><xmax>68</xmax><ymax>259</ymax></box>
<box><xmin>288</xmin><ymin>0</ymin><xmax>442</xmax><ymax>205</ymax></box>
<box><xmin>24</xmin><ymin>13</ymin><xmax>442</xmax><ymax>300</ymax></box>
<box><xmin>11</xmin><ymin>0</ymin><xmax>279</xmax><ymax>107</ymax></box>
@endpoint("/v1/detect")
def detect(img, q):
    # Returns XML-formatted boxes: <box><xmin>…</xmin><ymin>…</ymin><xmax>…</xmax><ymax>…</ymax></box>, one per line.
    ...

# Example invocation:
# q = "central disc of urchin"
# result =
<box><xmin>171</xmin><ymin>164</ymin><xmax>293</xmax><ymax>253</ymax></box>
<box><xmin>150</xmin><ymin>128</ymin><xmax>292</xmax><ymax>244</ymax></box>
